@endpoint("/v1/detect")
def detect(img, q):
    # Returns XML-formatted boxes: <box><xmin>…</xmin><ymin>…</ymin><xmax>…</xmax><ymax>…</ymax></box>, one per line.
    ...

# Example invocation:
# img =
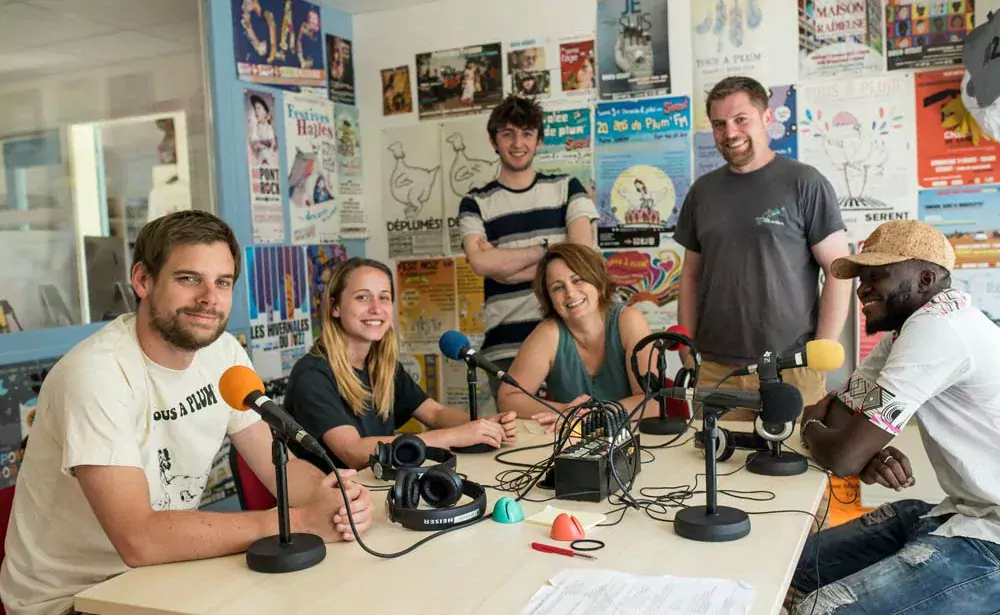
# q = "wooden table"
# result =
<box><xmin>75</xmin><ymin>421</ymin><xmax>827</xmax><ymax>615</ymax></box>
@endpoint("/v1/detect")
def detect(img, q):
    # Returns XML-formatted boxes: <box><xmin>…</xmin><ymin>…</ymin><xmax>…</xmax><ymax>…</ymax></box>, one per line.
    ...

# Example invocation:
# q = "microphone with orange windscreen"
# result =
<box><xmin>219</xmin><ymin>365</ymin><xmax>327</xmax><ymax>460</ymax></box>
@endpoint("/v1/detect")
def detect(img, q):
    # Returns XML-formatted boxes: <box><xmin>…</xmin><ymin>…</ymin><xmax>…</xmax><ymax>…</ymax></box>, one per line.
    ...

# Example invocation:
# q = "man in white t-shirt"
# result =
<box><xmin>790</xmin><ymin>220</ymin><xmax>1000</xmax><ymax>614</ymax></box>
<box><xmin>1</xmin><ymin>211</ymin><xmax>374</xmax><ymax>615</ymax></box>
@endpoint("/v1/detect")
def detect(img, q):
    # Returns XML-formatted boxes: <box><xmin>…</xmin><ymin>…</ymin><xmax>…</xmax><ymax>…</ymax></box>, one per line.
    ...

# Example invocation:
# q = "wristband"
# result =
<box><xmin>800</xmin><ymin>418</ymin><xmax>825</xmax><ymax>448</ymax></box>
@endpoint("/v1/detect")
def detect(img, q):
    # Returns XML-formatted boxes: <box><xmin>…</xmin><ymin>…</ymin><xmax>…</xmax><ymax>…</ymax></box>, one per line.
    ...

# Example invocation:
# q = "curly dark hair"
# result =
<box><xmin>486</xmin><ymin>94</ymin><xmax>544</xmax><ymax>143</ymax></box>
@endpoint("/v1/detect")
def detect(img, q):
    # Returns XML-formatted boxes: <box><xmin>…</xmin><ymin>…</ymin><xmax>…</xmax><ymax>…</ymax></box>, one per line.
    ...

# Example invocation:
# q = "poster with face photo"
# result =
<box><xmin>507</xmin><ymin>41</ymin><xmax>551</xmax><ymax>98</ymax></box>
<box><xmin>560</xmin><ymin>39</ymin><xmax>596</xmax><ymax>93</ymax></box>
<box><xmin>283</xmin><ymin>92</ymin><xmax>339</xmax><ymax>244</ymax></box>
<box><xmin>243</xmin><ymin>89</ymin><xmax>284</xmax><ymax>244</ymax></box>
<box><xmin>326</xmin><ymin>35</ymin><xmax>355</xmax><ymax>105</ymax></box>
<box><xmin>247</xmin><ymin>245</ymin><xmax>313</xmax><ymax>380</ymax></box>
<box><xmin>440</xmin><ymin>115</ymin><xmax>499</xmax><ymax>255</ymax></box>
<box><xmin>416</xmin><ymin>43</ymin><xmax>503</xmax><ymax>119</ymax></box>
<box><xmin>381</xmin><ymin>65</ymin><xmax>413</xmax><ymax>116</ymax></box>
<box><xmin>885</xmin><ymin>0</ymin><xmax>974</xmax><ymax>71</ymax></box>
<box><xmin>232</xmin><ymin>0</ymin><xmax>324</xmax><ymax>91</ymax></box>
<box><xmin>597</xmin><ymin>0</ymin><xmax>671</xmax><ymax>100</ymax></box>
<box><xmin>694</xmin><ymin>84</ymin><xmax>798</xmax><ymax>179</ymax></box>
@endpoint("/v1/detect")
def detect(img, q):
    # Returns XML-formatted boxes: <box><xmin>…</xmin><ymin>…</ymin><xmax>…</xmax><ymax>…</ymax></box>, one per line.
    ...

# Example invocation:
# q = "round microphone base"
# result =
<box><xmin>452</xmin><ymin>442</ymin><xmax>494</xmax><ymax>454</ymax></box>
<box><xmin>246</xmin><ymin>533</ymin><xmax>326</xmax><ymax>574</ymax></box>
<box><xmin>638</xmin><ymin>416</ymin><xmax>688</xmax><ymax>435</ymax></box>
<box><xmin>674</xmin><ymin>505</ymin><xmax>751</xmax><ymax>542</ymax></box>
<box><xmin>746</xmin><ymin>450</ymin><xmax>808</xmax><ymax>476</ymax></box>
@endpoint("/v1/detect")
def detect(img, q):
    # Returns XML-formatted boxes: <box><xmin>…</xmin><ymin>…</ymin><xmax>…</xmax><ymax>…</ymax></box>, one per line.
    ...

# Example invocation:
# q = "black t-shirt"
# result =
<box><xmin>284</xmin><ymin>353</ymin><xmax>429</xmax><ymax>468</ymax></box>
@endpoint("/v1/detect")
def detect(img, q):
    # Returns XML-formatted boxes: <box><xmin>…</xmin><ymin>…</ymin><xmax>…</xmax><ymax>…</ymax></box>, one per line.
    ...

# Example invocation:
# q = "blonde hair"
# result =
<box><xmin>312</xmin><ymin>258</ymin><xmax>398</xmax><ymax>420</ymax></box>
<box><xmin>533</xmin><ymin>242</ymin><xmax>613</xmax><ymax>320</ymax></box>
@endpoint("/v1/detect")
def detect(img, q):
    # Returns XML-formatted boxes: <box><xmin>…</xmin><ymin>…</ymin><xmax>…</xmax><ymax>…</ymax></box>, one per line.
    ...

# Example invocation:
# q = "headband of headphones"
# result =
<box><xmin>385</xmin><ymin>468</ymin><xmax>487</xmax><ymax>531</ymax></box>
<box><xmin>369</xmin><ymin>443</ymin><xmax>457</xmax><ymax>481</ymax></box>
<box><xmin>630</xmin><ymin>330</ymin><xmax>701</xmax><ymax>392</ymax></box>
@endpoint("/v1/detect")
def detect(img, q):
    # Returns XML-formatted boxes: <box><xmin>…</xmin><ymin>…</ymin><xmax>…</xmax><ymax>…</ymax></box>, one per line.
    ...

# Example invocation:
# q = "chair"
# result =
<box><xmin>228</xmin><ymin>449</ymin><xmax>276</xmax><ymax>511</ymax></box>
<box><xmin>1</xmin><ymin>485</ymin><xmax>16</xmax><ymax>615</ymax></box>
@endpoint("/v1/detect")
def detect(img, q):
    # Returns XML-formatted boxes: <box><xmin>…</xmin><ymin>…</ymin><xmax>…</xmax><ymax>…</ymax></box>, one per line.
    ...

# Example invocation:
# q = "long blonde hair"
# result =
<box><xmin>312</xmin><ymin>258</ymin><xmax>398</xmax><ymax>419</ymax></box>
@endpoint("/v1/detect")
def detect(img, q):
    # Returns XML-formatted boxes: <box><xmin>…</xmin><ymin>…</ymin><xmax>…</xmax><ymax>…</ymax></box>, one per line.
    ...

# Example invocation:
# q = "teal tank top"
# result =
<box><xmin>545</xmin><ymin>304</ymin><xmax>631</xmax><ymax>404</ymax></box>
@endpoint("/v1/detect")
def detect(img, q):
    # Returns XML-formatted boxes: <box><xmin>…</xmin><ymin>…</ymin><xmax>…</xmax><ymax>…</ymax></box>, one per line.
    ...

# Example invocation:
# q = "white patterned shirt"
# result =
<box><xmin>837</xmin><ymin>289</ymin><xmax>1000</xmax><ymax>545</ymax></box>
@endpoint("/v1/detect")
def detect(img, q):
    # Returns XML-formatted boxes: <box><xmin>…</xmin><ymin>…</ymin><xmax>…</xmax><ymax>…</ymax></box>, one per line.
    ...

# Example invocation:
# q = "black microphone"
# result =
<box><xmin>656</xmin><ymin>381</ymin><xmax>802</xmax><ymax>424</ymax></box>
<box><xmin>219</xmin><ymin>366</ymin><xmax>327</xmax><ymax>459</ymax></box>
<box><xmin>439</xmin><ymin>330</ymin><xmax>518</xmax><ymax>386</ymax></box>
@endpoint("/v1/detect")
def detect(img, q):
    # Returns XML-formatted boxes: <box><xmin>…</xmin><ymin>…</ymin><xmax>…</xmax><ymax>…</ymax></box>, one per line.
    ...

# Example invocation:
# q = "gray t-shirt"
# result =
<box><xmin>673</xmin><ymin>155</ymin><xmax>844</xmax><ymax>365</ymax></box>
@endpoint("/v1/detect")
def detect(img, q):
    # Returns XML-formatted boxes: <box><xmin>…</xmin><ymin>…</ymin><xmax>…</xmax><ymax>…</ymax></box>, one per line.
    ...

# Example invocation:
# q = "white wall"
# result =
<box><xmin>353</xmin><ymin>0</ymin><xmax>850</xmax><ymax>384</ymax></box>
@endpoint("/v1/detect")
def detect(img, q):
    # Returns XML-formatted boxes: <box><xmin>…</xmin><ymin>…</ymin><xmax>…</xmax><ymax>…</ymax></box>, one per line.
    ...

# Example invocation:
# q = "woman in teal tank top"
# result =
<box><xmin>498</xmin><ymin>243</ymin><xmax>655</xmax><ymax>429</ymax></box>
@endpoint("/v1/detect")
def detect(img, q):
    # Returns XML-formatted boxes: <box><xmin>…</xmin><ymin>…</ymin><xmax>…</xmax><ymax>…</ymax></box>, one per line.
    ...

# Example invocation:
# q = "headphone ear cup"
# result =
<box><xmin>673</xmin><ymin>367</ymin><xmax>692</xmax><ymax>389</ymax></box>
<box><xmin>716</xmin><ymin>428</ymin><xmax>736</xmax><ymax>462</ymax></box>
<box><xmin>374</xmin><ymin>441</ymin><xmax>391</xmax><ymax>467</ymax></box>
<box><xmin>394</xmin><ymin>469</ymin><xmax>421</xmax><ymax>509</ymax></box>
<box><xmin>391</xmin><ymin>434</ymin><xmax>426</xmax><ymax>468</ymax></box>
<box><xmin>419</xmin><ymin>466</ymin><xmax>463</xmax><ymax>508</ymax></box>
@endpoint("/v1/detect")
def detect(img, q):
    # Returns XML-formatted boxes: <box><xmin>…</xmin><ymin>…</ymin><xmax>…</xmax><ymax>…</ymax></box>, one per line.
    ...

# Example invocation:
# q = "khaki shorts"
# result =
<box><xmin>685</xmin><ymin>358</ymin><xmax>828</xmax><ymax>421</ymax></box>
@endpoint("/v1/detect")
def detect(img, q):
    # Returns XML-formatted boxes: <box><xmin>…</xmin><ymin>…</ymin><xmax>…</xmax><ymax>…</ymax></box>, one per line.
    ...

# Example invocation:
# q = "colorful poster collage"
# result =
<box><xmin>885</xmin><ymin>0</ymin><xmax>974</xmax><ymax>71</ymax></box>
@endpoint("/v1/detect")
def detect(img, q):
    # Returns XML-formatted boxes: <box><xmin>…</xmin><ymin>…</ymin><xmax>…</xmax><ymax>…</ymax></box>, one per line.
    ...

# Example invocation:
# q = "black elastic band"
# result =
<box><xmin>570</xmin><ymin>539</ymin><xmax>605</xmax><ymax>552</ymax></box>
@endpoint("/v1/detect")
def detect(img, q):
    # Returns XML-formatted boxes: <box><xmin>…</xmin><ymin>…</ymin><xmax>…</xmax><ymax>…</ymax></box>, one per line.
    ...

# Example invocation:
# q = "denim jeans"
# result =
<box><xmin>790</xmin><ymin>499</ymin><xmax>1000</xmax><ymax>615</ymax></box>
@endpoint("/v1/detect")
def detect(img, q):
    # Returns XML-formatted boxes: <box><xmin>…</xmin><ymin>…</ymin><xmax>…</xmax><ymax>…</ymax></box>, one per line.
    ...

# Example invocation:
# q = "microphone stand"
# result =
<box><xmin>451</xmin><ymin>362</ymin><xmax>493</xmax><ymax>454</ymax></box>
<box><xmin>638</xmin><ymin>342</ymin><xmax>688</xmax><ymax>435</ymax></box>
<box><xmin>246</xmin><ymin>430</ymin><xmax>327</xmax><ymax>573</ymax></box>
<box><xmin>674</xmin><ymin>405</ymin><xmax>751</xmax><ymax>542</ymax></box>
<box><xmin>747</xmin><ymin>438</ymin><xmax>808</xmax><ymax>476</ymax></box>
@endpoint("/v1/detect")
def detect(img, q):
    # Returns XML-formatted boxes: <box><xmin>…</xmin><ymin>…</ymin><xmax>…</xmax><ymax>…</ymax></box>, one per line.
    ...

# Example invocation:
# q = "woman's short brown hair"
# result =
<box><xmin>533</xmin><ymin>242</ymin><xmax>614</xmax><ymax>319</ymax></box>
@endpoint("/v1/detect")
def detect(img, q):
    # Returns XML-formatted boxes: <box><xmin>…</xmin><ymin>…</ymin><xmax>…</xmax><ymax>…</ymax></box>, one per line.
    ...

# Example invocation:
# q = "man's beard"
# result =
<box><xmin>865</xmin><ymin>282</ymin><xmax>914</xmax><ymax>335</ymax></box>
<box><xmin>499</xmin><ymin>149</ymin><xmax>535</xmax><ymax>173</ymax></box>
<box><xmin>719</xmin><ymin>137</ymin><xmax>755</xmax><ymax>168</ymax></box>
<box><xmin>150</xmin><ymin>301</ymin><xmax>228</xmax><ymax>351</ymax></box>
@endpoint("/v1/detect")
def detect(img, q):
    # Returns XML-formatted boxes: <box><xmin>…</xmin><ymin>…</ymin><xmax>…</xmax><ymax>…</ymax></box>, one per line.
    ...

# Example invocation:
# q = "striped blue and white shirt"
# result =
<box><xmin>458</xmin><ymin>173</ymin><xmax>598</xmax><ymax>361</ymax></box>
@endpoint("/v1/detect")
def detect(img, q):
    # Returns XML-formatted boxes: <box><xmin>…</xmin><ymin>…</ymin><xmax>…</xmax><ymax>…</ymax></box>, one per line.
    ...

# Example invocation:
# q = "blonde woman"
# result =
<box><xmin>285</xmin><ymin>258</ymin><xmax>517</xmax><ymax>469</ymax></box>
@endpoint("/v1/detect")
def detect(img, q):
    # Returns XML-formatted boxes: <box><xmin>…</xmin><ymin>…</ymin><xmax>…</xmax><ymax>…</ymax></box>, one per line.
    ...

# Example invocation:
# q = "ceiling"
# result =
<box><xmin>0</xmin><ymin>0</ymin><xmax>201</xmax><ymax>83</ymax></box>
<box><xmin>321</xmin><ymin>0</ymin><xmax>438</xmax><ymax>14</ymax></box>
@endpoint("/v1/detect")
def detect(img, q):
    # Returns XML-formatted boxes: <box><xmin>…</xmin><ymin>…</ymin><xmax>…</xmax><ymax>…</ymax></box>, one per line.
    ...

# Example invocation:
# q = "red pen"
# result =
<box><xmin>531</xmin><ymin>542</ymin><xmax>597</xmax><ymax>560</ymax></box>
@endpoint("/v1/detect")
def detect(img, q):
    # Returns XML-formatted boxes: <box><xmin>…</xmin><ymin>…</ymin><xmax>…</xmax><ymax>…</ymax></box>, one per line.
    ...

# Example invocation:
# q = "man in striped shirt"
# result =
<box><xmin>459</xmin><ymin>95</ymin><xmax>599</xmax><ymax>403</ymax></box>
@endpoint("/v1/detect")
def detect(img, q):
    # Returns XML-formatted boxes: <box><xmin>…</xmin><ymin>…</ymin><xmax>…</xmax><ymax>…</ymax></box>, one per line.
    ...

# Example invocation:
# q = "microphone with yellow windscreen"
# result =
<box><xmin>733</xmin><ymin>339</ymin><xmax>846</xmax><ymax>377</ymax></box>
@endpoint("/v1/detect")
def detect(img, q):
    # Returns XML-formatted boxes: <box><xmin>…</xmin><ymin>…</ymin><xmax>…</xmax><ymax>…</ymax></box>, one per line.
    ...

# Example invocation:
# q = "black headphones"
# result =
<box><xmin>630</xmin><ymin>330</ymin><xmax>701</xmax><ymax>394</ymax></box>
<box><xmin>369</xmin><ymin>434</ymin><xmax>457</xmax><ymax>481</ymax></box>
<box><xmin>385</xmin><ymin>465</ymin><xmax>488</xmax><ymax>531</ymax></box>
<box><xmin>696</xmin><ymin>419</ymin><xmax>794</xmax><ymax>461</ymax></box>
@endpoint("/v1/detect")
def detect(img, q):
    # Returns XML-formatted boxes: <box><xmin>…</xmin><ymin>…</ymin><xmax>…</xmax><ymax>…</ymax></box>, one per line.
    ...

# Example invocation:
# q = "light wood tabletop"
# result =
<box><xmin>75</xmin><ymin>420</ymin><xmax>827</xmax><ymax>615</ymax></box>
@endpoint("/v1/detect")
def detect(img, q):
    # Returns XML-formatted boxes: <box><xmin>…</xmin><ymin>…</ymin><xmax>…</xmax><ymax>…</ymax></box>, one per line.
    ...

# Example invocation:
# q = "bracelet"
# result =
<box><xmin>800</xmin><ymin>418</ymin><xmax>825</xmax><ymax>444</ymax></box>
<box><xmin>540</xmin><ymin>237</ymin><xmax>549</xmax><ymax>252</ymax></box>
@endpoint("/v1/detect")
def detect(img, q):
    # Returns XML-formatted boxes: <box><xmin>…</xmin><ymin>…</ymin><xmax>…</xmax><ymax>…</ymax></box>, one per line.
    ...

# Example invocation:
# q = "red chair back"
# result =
<box><xmin>229</xmin><ymin>450</ymin><xmax>276</xmax><ymax>511</ymax></box>
<box><xmin>1</xmin><ymin>485</ymin><xmax>16</xmax><ymax>615</ymax></box>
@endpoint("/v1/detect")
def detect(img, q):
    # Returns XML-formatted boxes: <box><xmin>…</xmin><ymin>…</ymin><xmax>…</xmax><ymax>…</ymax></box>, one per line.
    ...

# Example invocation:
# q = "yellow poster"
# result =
<box><xmin>396</xmin><ymin>258</ymin><xmax>458</xmax><ymax>354</ymax></box>
<box><xmin>454</xmin><ymin>256</ymin><xmax>485</xmax><ymax>335</ymax></box>
<box><xmin>398</xmin><ymin>353</ymin><xmax>441</xmax><ymax>432</ymax></box>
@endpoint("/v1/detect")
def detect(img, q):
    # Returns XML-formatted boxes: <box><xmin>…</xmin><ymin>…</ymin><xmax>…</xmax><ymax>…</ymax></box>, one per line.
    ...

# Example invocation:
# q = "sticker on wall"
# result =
<box><xmin>232</xmin><ymin>0</ymin><xmax>325</xmax><ymax>92</ymax></box>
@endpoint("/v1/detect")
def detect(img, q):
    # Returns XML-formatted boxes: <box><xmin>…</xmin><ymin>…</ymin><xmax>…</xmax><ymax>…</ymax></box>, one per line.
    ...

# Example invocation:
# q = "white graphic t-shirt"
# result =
<box><xmin>837</xmin><ymin>289</ymin><xmax>1000</xmax><ymax>545</ymax></box>
<box><xmin>0</xmin><ymin>315</ymin><xmax>260</xmax><ymax>615</ymax></box>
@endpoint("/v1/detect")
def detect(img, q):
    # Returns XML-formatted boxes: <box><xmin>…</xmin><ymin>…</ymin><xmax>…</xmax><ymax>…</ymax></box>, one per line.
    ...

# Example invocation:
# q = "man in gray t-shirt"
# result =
<box><xmin>674</xmin><ymin>76</ymin><xmax>852</xmax><ymax>414</ymax></box>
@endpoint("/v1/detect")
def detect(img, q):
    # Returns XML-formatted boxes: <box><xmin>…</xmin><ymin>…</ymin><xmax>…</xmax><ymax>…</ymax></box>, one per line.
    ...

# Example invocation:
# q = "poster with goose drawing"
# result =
<box><xmin>439</xmin><ymin>115</ymin><xmax>500</xmax><ymax>255</ymax></box>
<box><xmin>798</xmin><ymin>74</ymin><xmax>917</xmax><ymax>245</ymax></box>
<box><xmin>382</xmin><ymin>123</ymin><xmax>446</xmax><ymax>258</ymax></box>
